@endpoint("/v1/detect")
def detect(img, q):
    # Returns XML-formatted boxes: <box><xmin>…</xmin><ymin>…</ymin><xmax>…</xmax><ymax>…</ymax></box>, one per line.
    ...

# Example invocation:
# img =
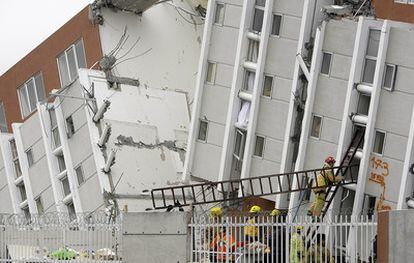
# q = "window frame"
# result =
<box><xmin>214</xmin><ymin>2</ymin><xmax>226</xmax><ymax>25</ymax></box>
<box><xmin>320</xmin><ymin>52</ymin><xmax>333</xmax><ymax>76</ymax></box>
<box><xmin>56</xmin><ymin>38</ymin><xmax>86</xmax><ymax>88</ymax></box>
<box><xmin>10</xmin><ymin>139</ymin><xmax>22</xmax><ymax>178</ymax></box>
<box><xmin>206</xmin><ymin>61</ymin><xmax>217</xmax><ymax>84</ymax></box>
<box><xmin>233</xmin><ymin>129</ymin><xmax>246</xmax><ymax>160</ymax></box>
<box><xmin>17</xmin><ymin>72</ymin><xmax>45</xmax><ymax>118</ymax></box>
<box><xmin>75</xmin><ymin>164</ymin><xmax>85</xmax><ymax>186</ymax></box>
<box><xmin>61</xmin><ymin>176</ymin><xmax>71</xmax><ymax>197</ymax></box>
<box><xmin>270</xmin><ymin>14</ymin><xmax>282</xmax><ymax>37</ymax></box>
<box><xmin>35</xmin><ymin>196</ymin><xmax>44</xmax><ymax>215</ymax></box>
<box><xmin>382</xmin><ymin>63</ymin><xmax>397</xmax><ymax>91</ymax></box>
<box><xmin>251</xmin><ymin>0</ymin><xmax>265</xmax><ymax>32</ymax></box>
<box><xmin>310</xmin><ymin>114</ymin><xmax>323</xmax><ymax>140</ymax></box>
<box><xmin>253</xmin><ymin>135</ymin><xmax>265</xmax><ymax>158</ymax></box>
<box><xmin>0</xmin><ymin>101</ymin><xmax>8</xmax><ymax>133</ymax></box>
<box><xmin>372</xmin><ymin>130</ymin><xmax>386</xmax><ymax>156</ymax></box>
<box><xmin>262</xmin><ymin>74</ymin><xmax>273</xmax><ymax>98</ymax></box>
<box><xmin>25</xmin><ymin>148</ymin><xmax>34</xmax><ymax>168</ymax></box>
<box><xmin>57</xmin><ymin>155</ymin><xmax>66</xmax><ymax>173</ymax></box>
<box><xmin>361</xmin><ymin>29</ymin><xmax>381</xmax><ymax>85</ymax></box>
<box><xmin>197</xmin><ymin>119</ymin><xmax>209</xmax><ymax>142</ymax></box>
<box><xmin>66</xmin><ymin>115</ymin><xmax>75</xmax><ymax>138</ymax></box>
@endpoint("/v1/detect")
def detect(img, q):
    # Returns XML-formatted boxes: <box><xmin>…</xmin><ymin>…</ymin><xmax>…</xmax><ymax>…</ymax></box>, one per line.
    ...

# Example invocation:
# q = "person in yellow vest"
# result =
<box><xmin>308</xmin><ymin>234</ymin><xmax>334</xmax><ymax>263</ymax></box>
<box><xmin>244</xmin><ymin>205</ymin><xmax>262</xmax><ymax>242</ymax></box>
<box><xmin>290</xmin><ymin>226</ymin><xmax>306</xmax><ymax>263</ymax></box>
<box><xmin>307</xmin><ymin>156</ymin><xmax>343</xmax><ymax>217</ymax></box>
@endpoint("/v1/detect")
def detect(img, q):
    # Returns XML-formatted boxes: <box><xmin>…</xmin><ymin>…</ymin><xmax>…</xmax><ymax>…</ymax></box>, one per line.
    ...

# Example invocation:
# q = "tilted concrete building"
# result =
<box><xmin>0</xmin><ymin>0</ymin><xmax>204</xmax><ymax>216</ymax></box>
<box><xmin>183</xmin><ymin>0</ymin><xmax>414</xmax><ymax>217</ymax></box>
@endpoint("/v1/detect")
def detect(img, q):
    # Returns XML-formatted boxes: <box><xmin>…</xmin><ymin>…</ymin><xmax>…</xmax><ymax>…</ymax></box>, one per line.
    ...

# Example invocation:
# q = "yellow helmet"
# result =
<box><xmin>270</xmin><ymin>209</ymin><xmax>281</xmax><ymax>216</ymax></box>
<box><xmin>210</xmin><ymin>207</ymin><xmax>222</xmax><ymax>218</ymax></box>
<box><xmin>249</xmin><ymin>205</ymin><xmax>262</xmax><ymax>214</ymax></box>
<box><xmin>296</xmin><ymin>226</ymin><xmax>304</xmax><ymax>231</ymax></box>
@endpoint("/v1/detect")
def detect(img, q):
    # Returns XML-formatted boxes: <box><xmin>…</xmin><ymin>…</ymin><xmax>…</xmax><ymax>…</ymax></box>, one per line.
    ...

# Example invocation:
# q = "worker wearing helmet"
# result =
<box><xmin>208</xmin><ymin>207</ymin><xmax>237</xmax><ymax>262</ymax></box>
<box><xmin>290</xmin><ymin>226</ymin><xmax>306</xmax><ymax>263</ymax></box>
<box><xmin>244</xmin><ymin>205</ymin><xmax>262</xmax><ymax>242</ymax></box>
<box><xmin>210</xmin><ymin>207</ymin><xmax>223</xmax><ymax>219</ymax></box>
<box><xmin>307</xmin><ymin>156</ymin><xmax>343</xmax><ymax>217</ymax></box>
<box><xmin>268</xmin><ymin>208</ymin><xmax>286</xmax><ymax>263</ymax></box>
<box><xmin>270</xmin><ymin>209</ymin><xmax>281</xmax><ymax>217</ymax></box>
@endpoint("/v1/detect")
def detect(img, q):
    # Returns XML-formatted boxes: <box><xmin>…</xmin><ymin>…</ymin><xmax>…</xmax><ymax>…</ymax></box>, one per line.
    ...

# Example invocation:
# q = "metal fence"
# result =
<box><xmin>189</xmin><ymin>214</ymin><xmax>377</xmax><ymax>263</ymax></box>
<box><xmin>0</xmin><ymin>212</ymin><xmax>123</xmax><ymax>262</ymax></box>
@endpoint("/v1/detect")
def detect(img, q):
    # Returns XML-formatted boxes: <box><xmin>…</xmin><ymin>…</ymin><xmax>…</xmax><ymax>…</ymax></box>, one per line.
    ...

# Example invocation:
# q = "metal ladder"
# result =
<box><xmin>150</xmin><ymin>163</ymin><xmax>359</xmax><ymax>210</ymax></box>
<box><xmin>320</xmin><ymin>129</ymin><xmax>365</xmax><ymax>218</ymax></box>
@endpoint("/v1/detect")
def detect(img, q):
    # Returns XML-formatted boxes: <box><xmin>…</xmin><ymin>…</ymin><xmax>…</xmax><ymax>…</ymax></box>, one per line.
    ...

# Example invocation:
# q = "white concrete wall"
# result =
<box><xmin>98</xmin><ymin>0</ymin><xmax>203</xmax><ymax>104</ymax></box>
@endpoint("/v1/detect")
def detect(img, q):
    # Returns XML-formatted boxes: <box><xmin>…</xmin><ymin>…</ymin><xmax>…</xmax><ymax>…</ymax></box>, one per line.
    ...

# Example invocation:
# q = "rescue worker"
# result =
<box><xmin>267</xmin><ymin>209</ymin><xmax>286</xmax><ymax>263</ymax></box>
<box><xmin>308</xmin><ymin>234</ymin><xmax>334</xmax><ymax>263</ymax></box>
<box><xmin>290</xmin><ymin>226</ymin><xmax>305</xmax><ymax>263</ymax></box>
<box><xmin>307</xmin><ymin>156</ymin><xmax>343</xmax><ymax>217</ymax></box>
<box><xmin>244</xmin><ymin>205</ymin><xmax>262</xmax><ymax>242</ymax></box>
<box><xmin>209</xmin><ymin>207</ymin><xmax>236</xmax><ymax>262</ymax></box>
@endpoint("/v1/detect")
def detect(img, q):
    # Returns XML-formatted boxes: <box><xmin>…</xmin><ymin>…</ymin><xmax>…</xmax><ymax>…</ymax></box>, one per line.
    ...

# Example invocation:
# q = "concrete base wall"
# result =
<box><xmin>378</xmin><ymin>209</ymin><xmax>414</xmax><ymax>263</ymax></box>
<box><xmin>122</xmin><ymin>212</ymin><xmax>190</xmax><ymax>263</ymax></box>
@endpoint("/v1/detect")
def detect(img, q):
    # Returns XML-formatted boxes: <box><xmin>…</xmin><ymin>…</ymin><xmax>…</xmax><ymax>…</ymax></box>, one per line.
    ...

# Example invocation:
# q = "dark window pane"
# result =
<box><xmin>252</xmin><ymin>8</ymin><xmax>264</xmax><ymax>32</ymax></box>
<box><xmin>198</xmin><ymin>120</ymin><xmax>208</xmax><ymax>141</ymax></box>
<box><xmin>254</xmin><ymin>136</ymin><xmax>265</xmax><ymax>157</ymax></box>
<box><xmin>75</xmin><ymin>40</ymin><xmax>87</xmax><ymax>69</ymax></box>
<box><xmin>362</xmin><ymin>59</ymin><xmax>376</xmax><ymax>84</ymax></box>
<box><xmin>321</xmin><ymin>52</ymin><xmax>332</xmax><ymax>75</ymax></box>
<box><xmin>271</xmin><ymin>15</ymin><xmax>282</xmax><ymax>36</ymax></box>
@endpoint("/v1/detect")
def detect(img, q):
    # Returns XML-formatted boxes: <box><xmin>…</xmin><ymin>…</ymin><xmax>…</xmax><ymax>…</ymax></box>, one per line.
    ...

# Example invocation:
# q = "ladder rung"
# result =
<box><xmin>351</xmin><ymin>113</ymin><xmax>368</xmax><ymax>126</ymax></box>
<box><xmin>238</xmin><ymin>91</ymin><xmax>253</xmax><ymax>102</ymax></box>
<box><xmin>243</xmin><ymin>61</ymin><xmax>257</xmax><ymax>71</ymax></box>
<box><xmin>246</xmin><ymin>31</ymin><xmax>261</xmax><ymax>42</ymax></box>
<box><xmin>355</xmin><ymin>83</ymin><xmax>373</xmax><ymax>95</ymax></box>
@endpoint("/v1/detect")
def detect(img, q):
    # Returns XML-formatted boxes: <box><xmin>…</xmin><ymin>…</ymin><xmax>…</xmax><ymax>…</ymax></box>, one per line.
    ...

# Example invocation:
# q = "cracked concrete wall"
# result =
<box><xmin>97</xmin><ymin>0</ymin><xmax>203</xmax><ymax>109</ymax></box>
<box><xmin>89</xmin><ymin>71</ymin><xmax>190</xmax><ymax>211</ymax></box>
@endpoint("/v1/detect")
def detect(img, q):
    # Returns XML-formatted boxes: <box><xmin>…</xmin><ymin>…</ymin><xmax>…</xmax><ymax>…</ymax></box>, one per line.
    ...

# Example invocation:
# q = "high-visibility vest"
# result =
<box><xmin>244</xmin><ymin>218</ymin><xmax>259</xmax><ymax>238</ymax></box>
<box><xmin>210</xmin><ymin>231</ymin><xmax>236</xmax><ymax>261</ymax></box>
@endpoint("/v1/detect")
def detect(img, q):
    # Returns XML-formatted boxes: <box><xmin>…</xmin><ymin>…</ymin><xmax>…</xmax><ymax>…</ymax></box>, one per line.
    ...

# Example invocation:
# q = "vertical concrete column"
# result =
<box><xmin>181</xmin><ymin>0</ymin><xmax>217</xmax><ymax>182</ymax></box>
<box><xmin>0</xmin><ymin>134</ymin><xmax>22</xmax><ymax>214</ymax></box>
<box><xmin>37</xmin><ymin>102</ymin><xmax>65</xmax><ymax>213</ymax></box>
<box><xmin>12</xmin><ymin>123</ymin><xmax>37</xmax><ymax>214</ymax></box>
<box><xmin>277</xmin><ymin>0</ymin><xmax>316</xmax><ymax>208</ymax></box>
<box><xmin>54</xmin><ymin>97</ymin><xmax>83</xmax><ymax>213</ymax></box>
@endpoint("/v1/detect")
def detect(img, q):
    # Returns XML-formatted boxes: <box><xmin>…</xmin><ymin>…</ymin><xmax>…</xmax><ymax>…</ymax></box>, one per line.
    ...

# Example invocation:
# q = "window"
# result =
<box><xmin>214</xmin><ymin>3</ymin><xmax>225</xmax><ymax>24</ymax></box>
<box><xmin>362</xmin><ymin>59</ymin><xmax>376</xmax><ymax>84</ymax></box>
<box><xmin>26</xmin><ymin>148</ymin><xmax>34</xmax><ymax>167</ymax></box>
<box><xmin>10</xmin><ymin>139</ymin><xmax>21</xmax><ymax>178</ymax></box>
<box><xmin>253</xmin><ymin>135</ymin><xmax>265</xmax><ymax>157</ymax></box>
<box><xmin>271</xmin><ymin>15</ymin><xmax>282</xmax><ymax>36</ymax></box>
<box><xmin>0</xmin><ymin>102</ymin><xmax>7</xmax><ymax>132</ymax></box>
<box><xmin>252</xmin><ymin>0</ymin><xmax>265</xmax><ymax>32</ymax></box>
<box><xmin>50</xmin><ymin>109</ymin><xmax>61</xmax><ymax>149</ymax></box>
<box><xmin>262</xmin><ymin>75</ymin><xmax>273</xmax><ymax>97</ymax></box>
<box><xmin>75</xmin><ymin>165</ymin><xmax>85</xmax><ymax>185</ymax></box>
<box><xmin>247</xmin><ymin>40</ymin><xmax>259</xmax><ymax>63</ymax></box>
<box><xmin>321</xmin><ymin>52</ymin><xmax>332</xmax><ymax>75</ymax></box>
<box><xmin>206</xmin><ymin>62</ymin><xmax>217</xmax><ymax>84</ymax></box>
<box><xmin>23</xmin><ymin>208</ymin><xmax>31</xmax><ymax>220</ymax></box>
<box><xmin>310</xmin><ymin>115</ymin><xmax>322</xmax><ymax>139</ymax></box>
<box><xmin>66</xmin><ymin>116</ymin><xmax>75</xmax><ymax>138</ymax></box>
<box><xmin>18</xmin><ymin>184</ymin><xmax>27</xmax><ymax>202</ymax></box>
<box><xmin>383</xmin><ymin>64</ymin><xmax>397</xmax><ymax>91</ymax></box>
<box><xmin>362</xmin><ymin>29</ymin><xmax>381</xmax><ymax>85</ymax></box>
<box><xmin>61</xmin><ymin>177</ymin><xmax>71</xmax><ymax>197</ymax></box>
<box><xmin>233</xmin><ymin>129</ymin><xmax>246</xmax><ymax>160</ymax></box>
<box><xmin>357</xmin><ymin>94</ymin><xmax>371</xmax><ymax>116</ymax></box>
<box><xmin>197</xmin><ymin>120</ymin><xmax>208</xmax><ymax>142</ymax></box>
<box><xmin>57</xmin><ymin>39</ymin><xmax>86</xmax><ymax>87</ymax></box>
<box><xmin>67</xmin><ymin>202</ymin><xmax>76</xmax><ymax>221</ymax></box>
<box><xmin>243</xmin><ymin>71</ymin><xmax>255</xmax><ymax>91</ymax></box>
<box><xmin>57</xmin><ymin>155</ymin><xmax>66</xmax><ymax>173</ymax></box>
<box><xmin>17</xmin><ymin>73</ymin><xmax>46</xmax><ymax>118</ymax></box>
<box><xmin>35</xmin><ymin>196</ymin><xmax>44</xmax><ymax>215</ymax></box>
<box><xmin>373</xmin><ymin>130</ymin><xmax>386</xmax><ymax>155</ymax></box>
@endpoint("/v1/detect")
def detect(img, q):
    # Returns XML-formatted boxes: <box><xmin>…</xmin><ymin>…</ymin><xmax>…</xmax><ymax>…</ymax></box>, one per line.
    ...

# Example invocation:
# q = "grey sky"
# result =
<box><xmin>0</xmin><ymin>0</ymin><xmax>92</xmax><ymax>75</ymax></box>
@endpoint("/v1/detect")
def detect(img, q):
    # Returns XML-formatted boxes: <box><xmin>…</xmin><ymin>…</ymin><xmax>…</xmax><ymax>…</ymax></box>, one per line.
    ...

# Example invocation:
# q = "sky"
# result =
<box><xmin>0</xmin><ymin>0</ymin><xmax>92</xmax><ymax>75</ymax></box>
